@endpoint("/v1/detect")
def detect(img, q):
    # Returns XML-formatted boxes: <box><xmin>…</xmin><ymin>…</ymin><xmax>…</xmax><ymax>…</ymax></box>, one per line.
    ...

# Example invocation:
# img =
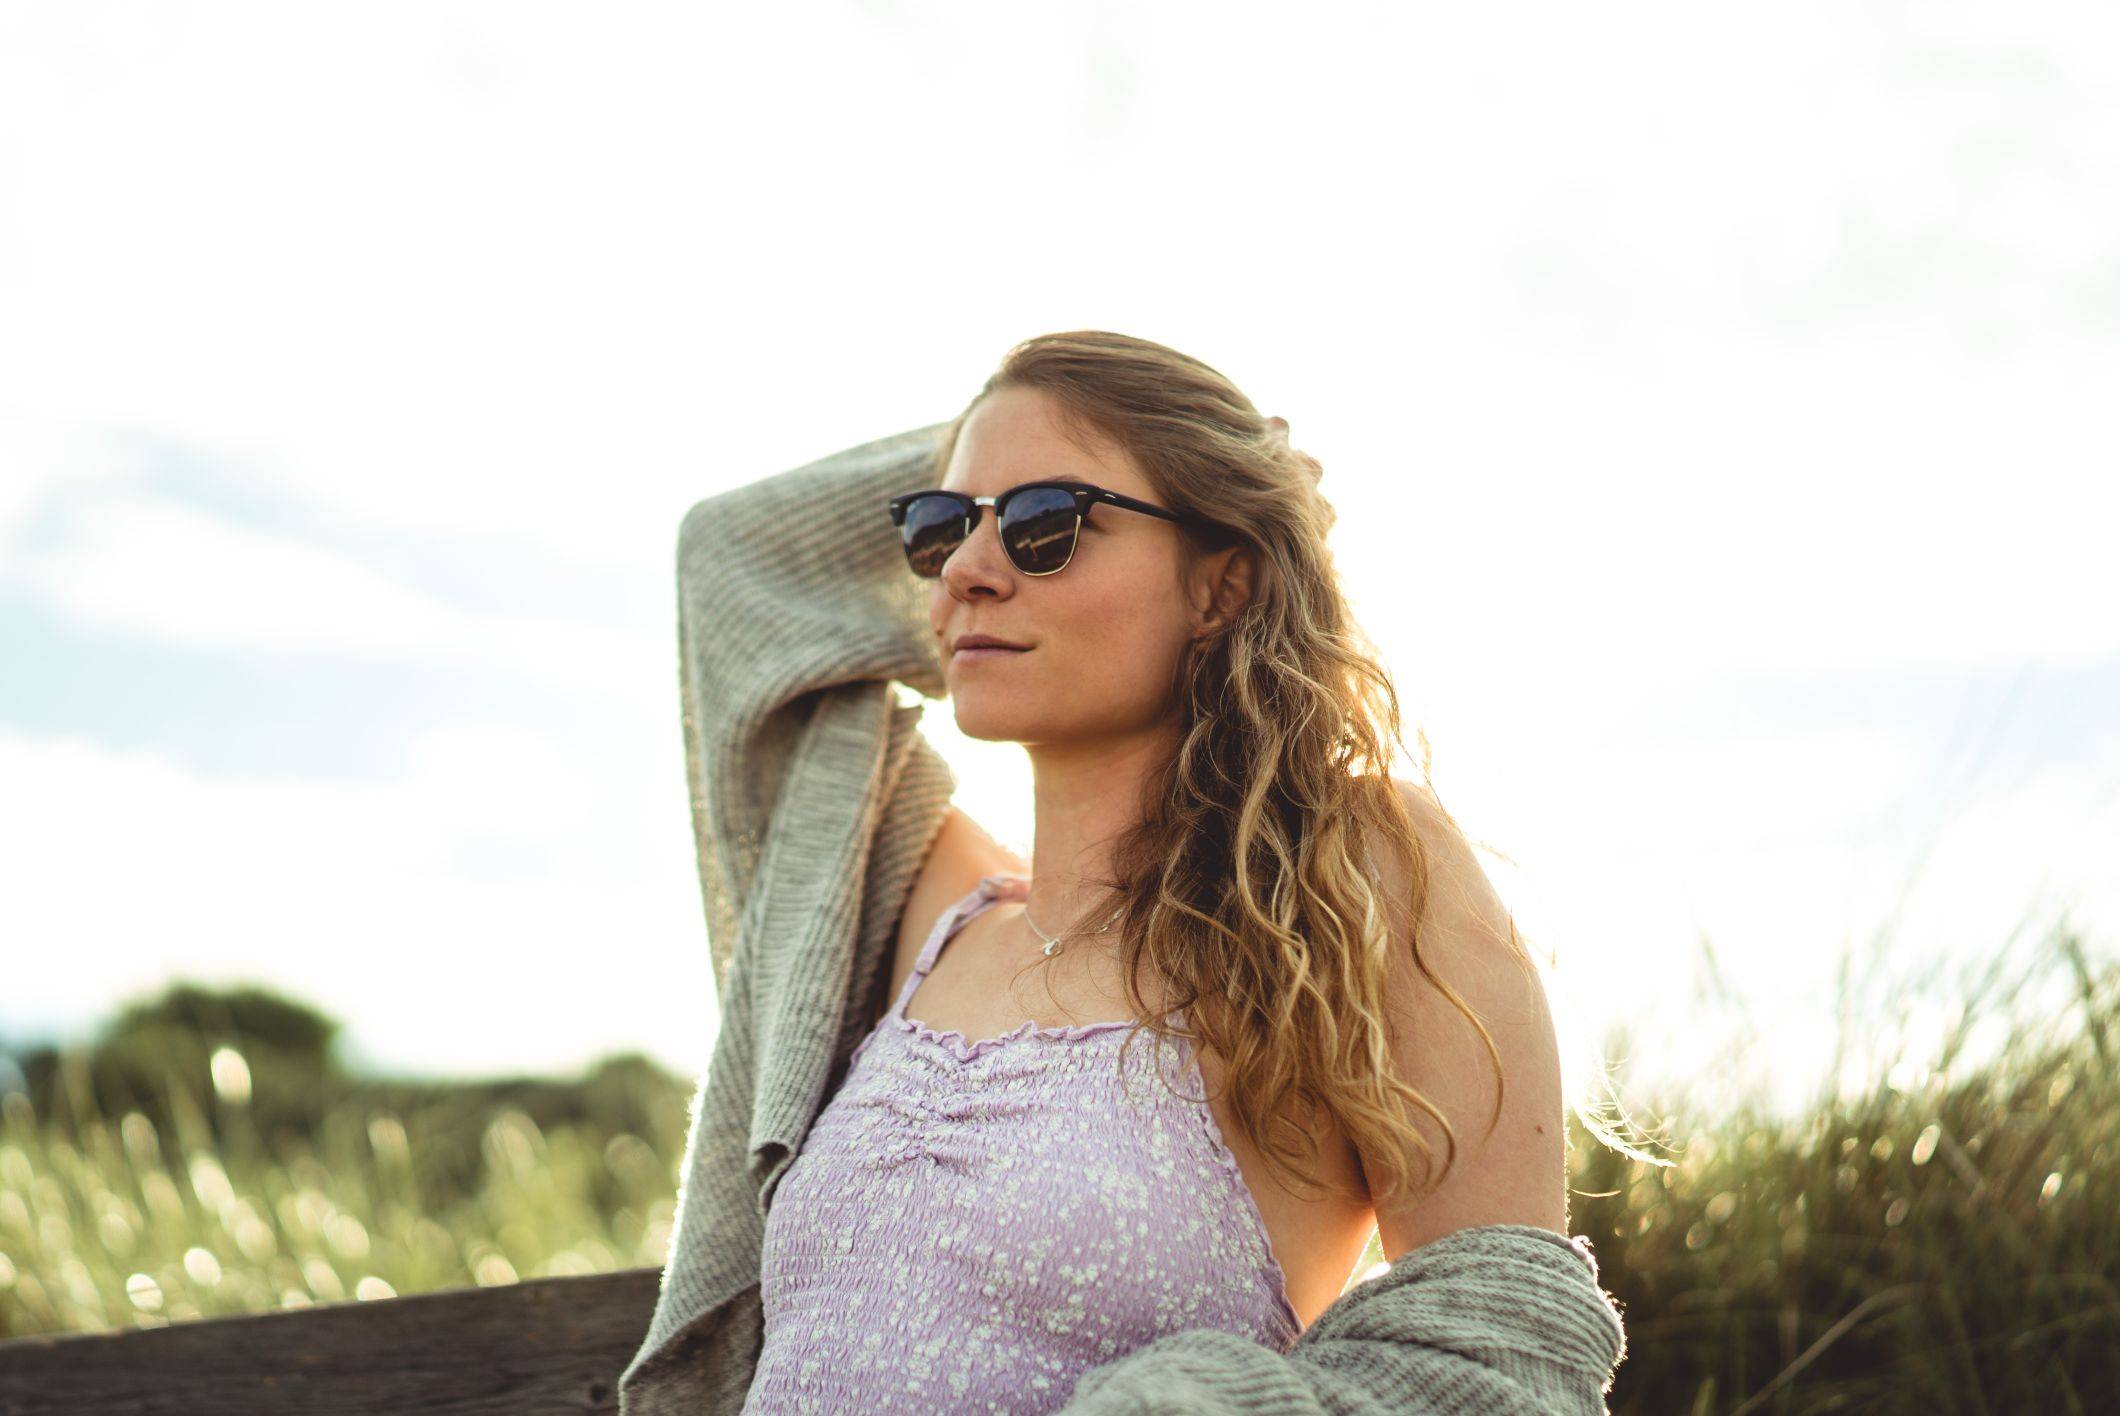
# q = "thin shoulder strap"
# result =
<box><xmin>885</xmin><ymin>880</ymin><xmax>1006</xmax><ymax>1020</ymax></box>
<box><xmin>912</xmin><ymin>886</ymin><xmax>985</xmax><ymax>976</ymax></box>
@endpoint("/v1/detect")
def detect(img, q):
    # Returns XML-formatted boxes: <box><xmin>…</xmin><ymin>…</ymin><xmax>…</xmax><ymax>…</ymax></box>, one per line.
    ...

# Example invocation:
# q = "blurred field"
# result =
<box><xmin>2</xmin><ymin>919</ymin><xmax>2114</xmax><ymax>1413</ymax></box>
<box><xmin>0</xmin><ymin>986</ymin><xmax>687</xmax><ymax>1333</ymax></box>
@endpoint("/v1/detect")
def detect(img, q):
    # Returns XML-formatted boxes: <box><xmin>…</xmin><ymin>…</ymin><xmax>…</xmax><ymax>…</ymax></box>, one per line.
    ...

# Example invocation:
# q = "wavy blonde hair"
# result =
<box><xmin>926</xmin><ymin>329</ymin><xmax>1530</xmax><ymax>1211</ymax></box>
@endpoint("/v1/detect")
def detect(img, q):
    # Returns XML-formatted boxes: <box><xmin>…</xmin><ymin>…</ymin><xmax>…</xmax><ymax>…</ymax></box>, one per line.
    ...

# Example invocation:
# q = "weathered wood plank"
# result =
<box><xmin>0</xmin><ymin>1266</ymin><xmax>663</xmax><ymax>1416</ymax></box>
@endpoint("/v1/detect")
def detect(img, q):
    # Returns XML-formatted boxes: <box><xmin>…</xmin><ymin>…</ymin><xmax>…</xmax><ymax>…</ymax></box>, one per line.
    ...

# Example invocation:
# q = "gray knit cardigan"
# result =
<box><xmin>615</xmin><ymin>422</ymin><xmax>1629</xmax><ymax>1414</ymax></box>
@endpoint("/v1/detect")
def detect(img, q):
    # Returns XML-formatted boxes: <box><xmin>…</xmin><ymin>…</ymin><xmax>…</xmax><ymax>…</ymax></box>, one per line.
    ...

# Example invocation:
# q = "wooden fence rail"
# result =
<box><xmin>0</xmin><ymin>1267</ymin><xmax>662</xmax><ymax>1415</ymax></box>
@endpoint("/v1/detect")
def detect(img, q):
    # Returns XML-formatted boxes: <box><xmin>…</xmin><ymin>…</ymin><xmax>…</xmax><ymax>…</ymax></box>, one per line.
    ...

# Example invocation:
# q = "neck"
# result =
<box><xmin>1018</xmin><ymin>714</ymin><xmax>1180</xmax><ymax>939</ymax></box>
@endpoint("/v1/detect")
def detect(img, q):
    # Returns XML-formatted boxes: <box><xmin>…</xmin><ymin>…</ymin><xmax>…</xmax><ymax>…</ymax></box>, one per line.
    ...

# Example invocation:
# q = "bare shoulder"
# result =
<box><xmin>1365</xmin><ymin>774</ymin><xmax>1569</xmax><ymax>1255</ymax></box>
<box><xmin>870</xmin><ymin>804</ymin><xmax>1031</xmax><ymax>1028</ymax></box>
<box><xmin>1374</xmin><ymin>777</ymin><xmax>1492</xmax><ymax>916</ymax></box>
<box><xmin>1374</xmin><ymin>774</ymin><xmax>1531</xmax><ymax>1024</ymax></box>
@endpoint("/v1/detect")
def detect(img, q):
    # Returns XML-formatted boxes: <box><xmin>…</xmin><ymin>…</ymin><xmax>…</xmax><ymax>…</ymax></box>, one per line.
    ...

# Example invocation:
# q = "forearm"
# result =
<box><xmin>676</xmin><ymin>424</ymin><xmax>951</xmax><ymax>717</ymax></box>
<box><xmin>675</xmin><ymin>423</ymin><xmax>953</xmax><ymax>975</ymax></box>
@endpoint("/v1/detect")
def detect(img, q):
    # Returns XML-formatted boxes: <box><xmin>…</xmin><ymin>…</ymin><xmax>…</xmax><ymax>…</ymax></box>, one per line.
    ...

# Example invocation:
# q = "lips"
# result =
<box><xmin>950</xmin><ymin>641</ymin><xmax>1029</xmax><ymax>664</ymax></box>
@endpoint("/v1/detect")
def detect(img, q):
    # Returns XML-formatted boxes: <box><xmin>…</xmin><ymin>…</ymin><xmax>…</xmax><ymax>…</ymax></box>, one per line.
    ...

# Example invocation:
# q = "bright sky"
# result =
<box><xmin>3</xmin><ymin>2</ymin><xmax>2115</xmax><ymax>1127</ymax></box>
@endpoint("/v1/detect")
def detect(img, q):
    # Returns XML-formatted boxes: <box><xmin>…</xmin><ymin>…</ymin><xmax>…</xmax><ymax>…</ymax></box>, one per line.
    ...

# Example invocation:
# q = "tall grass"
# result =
<box><xmin>1574</xmin><ymin>916</ymin><xmax>2118</xmax><ymax>1412</ymax></box>
<box><xmin>0</xmin><ymin>1044</ymin><xmax>689</xmax><ymax>1334</ymax></box>
<box><xmin>2</xmin><ymin>915</ymin><xmax>2113</xmax><ymax>1412</ymax></box>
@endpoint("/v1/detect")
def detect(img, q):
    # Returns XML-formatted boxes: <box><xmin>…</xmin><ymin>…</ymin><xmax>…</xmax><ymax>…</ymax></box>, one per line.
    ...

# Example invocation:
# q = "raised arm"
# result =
<box><xmin>676</xmin><ymin>421</ymin><xmax>953</xmax><ymax>992</ymax></box>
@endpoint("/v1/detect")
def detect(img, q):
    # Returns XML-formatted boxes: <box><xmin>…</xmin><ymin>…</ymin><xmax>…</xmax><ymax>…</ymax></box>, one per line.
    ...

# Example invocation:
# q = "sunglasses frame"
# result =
<box><xmin>886</xmin><ymin>479</ymin><xmax>1207</xmax><ymax>578</ymax></box>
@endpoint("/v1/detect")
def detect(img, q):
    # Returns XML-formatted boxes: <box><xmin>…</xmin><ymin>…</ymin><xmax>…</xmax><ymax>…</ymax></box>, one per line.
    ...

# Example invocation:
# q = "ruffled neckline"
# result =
<box><xmin>888</xmin><ymin>1011</ymin><xmax>1139</xmax><ymax>1063</ymax></box>
<box><xmin>892</xmin><ymin>869</ymin><xmax>1152</xmax><ymax>1062</ymax></box>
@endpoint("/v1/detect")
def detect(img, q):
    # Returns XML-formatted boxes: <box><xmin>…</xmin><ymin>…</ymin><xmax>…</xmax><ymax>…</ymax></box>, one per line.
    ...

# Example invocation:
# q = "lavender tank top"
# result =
<box><xmin>742</xmin><ymin>871</ymin><xmax>1300</xmax><ymax>1414</ymax></box>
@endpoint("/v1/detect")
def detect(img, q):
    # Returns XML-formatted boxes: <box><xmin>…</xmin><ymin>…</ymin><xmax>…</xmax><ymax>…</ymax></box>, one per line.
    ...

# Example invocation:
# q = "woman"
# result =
<box><xmin>724</xmin><ymin>331</ymin><xmax>1603</xmax><ymax>1412</ymax></box>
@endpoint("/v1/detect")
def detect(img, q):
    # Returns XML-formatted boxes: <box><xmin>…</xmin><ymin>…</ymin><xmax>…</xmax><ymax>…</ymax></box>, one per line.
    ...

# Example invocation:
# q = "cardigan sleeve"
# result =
<box><xmin>1055</xmin><ymin>1224</ymin><xmax>1628</xmax><ymax>1416</ymax></box>
<box><xmin>674</xmin><ymin>422</ymin><xmax>954</xmax><ymax>993</ymax></box>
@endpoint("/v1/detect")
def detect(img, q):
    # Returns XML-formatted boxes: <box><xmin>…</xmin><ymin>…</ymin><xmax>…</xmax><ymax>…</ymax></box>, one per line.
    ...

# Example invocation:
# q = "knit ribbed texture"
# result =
<box><xmin>617</xmin><ymin>424</ymin><xmax>1629</xmax><ymax>1414</ymax></box>
<box><xmin>1063</xmin><ymin>1224</ymin><xmax>1626</xmax><ymax>1415</ymax></box>
<box><xmin>617</xmin><ymin>423</ymin><xmax>961</xmax><ymax>1416</ymax></box>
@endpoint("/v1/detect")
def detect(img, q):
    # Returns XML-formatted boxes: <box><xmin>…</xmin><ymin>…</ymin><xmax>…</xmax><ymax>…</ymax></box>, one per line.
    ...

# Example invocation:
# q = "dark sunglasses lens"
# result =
<box><xmin>900</xmin><ymin>495</ymin><xmax>968</xmax><ymax>578</ymax></box>
<box><xmin>998</xmin><ymin>486</ymin><xmax>1080</xmax><ymax>574</ymax></box>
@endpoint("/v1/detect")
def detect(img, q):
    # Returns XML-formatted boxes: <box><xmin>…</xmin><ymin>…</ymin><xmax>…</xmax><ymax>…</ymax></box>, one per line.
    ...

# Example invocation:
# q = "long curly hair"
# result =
<box><xmin>924</xmin><ymin>329</ymin><xmax>1524</xmax><ymax>1212</ymax></box>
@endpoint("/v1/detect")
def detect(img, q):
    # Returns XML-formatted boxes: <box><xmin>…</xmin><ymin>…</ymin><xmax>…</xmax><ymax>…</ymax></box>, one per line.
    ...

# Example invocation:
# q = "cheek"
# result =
<box><xmin>1043</xmin><ymin>573</ymin><xmax>1190</xmax><ymax>683</ymax></box>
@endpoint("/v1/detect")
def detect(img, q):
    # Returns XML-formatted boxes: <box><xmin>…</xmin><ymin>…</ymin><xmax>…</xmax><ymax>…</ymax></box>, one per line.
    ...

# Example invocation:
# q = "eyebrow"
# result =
<box><xmin>943</xmin><ymin>476</ymin><xmax>1102</xmax><ymax>497</ymax></box>
<box><xmin>1038</xmin><ymin>476</ymin><xmax>1101</xmax><ymax>491</ymax></box>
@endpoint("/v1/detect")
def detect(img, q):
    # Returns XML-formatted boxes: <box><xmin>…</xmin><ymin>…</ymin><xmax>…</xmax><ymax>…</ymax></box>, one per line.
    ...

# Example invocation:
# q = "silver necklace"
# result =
<box><xmin>1021</xmin><ymin>894</ymin><xmax>1126</xmax><ymax>958</ymax></box>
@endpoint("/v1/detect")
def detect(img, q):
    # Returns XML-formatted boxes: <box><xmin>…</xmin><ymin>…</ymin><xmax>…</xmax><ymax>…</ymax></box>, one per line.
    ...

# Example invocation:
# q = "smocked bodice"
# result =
<box><xmin>740</xmin><ymin>871</ymin><xmax>1299</xmax><ymax>1413</ymax></box>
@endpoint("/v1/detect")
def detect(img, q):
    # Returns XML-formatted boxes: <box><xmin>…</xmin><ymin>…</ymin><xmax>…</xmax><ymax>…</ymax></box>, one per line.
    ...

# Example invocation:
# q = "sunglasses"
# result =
<box><xmin>886</xmin><ymin>479</ymin><xmax>1210</xmax><ymax>579</ymax></box>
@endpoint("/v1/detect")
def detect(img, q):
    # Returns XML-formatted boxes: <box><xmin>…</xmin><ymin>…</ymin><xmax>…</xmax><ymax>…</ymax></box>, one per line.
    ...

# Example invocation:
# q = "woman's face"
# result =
<box><xmin>930</xmin><ymin>386</ymin><xmax>1243</xmax><ymax>748</ymax></box>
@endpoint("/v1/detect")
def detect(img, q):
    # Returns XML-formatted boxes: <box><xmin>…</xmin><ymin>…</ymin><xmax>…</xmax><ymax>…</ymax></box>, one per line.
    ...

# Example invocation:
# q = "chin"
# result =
<box><xmin>949</xmin><ymin>696</ymin><xmax>1040</xmax><ymax>745</ymax></box>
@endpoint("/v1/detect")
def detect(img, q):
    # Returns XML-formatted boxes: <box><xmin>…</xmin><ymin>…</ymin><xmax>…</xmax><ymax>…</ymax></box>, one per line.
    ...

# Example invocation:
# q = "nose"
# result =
<box><xmin>939</xmin><ymin>506</ymin><xmax>1015</xmax><ymax>597</ymax></box>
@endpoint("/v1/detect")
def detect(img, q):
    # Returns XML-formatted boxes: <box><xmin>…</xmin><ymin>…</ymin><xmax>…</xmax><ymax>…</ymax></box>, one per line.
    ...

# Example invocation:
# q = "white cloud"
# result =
<box><xmin>1</xmin><ymin>487</ymin><xmax>659</xmax><ymax>692</ymax></box>
<box><xmin>0</xmin><ymin>719</ymin><xmax>714</xmax><ymax>1080</ymax></box>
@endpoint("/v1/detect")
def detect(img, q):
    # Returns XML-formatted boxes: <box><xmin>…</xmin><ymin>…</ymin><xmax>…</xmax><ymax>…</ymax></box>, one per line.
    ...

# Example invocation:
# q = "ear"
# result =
<box><xmin>1190</xmin><ymin>543</ymin><xmax>1257</xmax><ymax>637</ymax></box>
